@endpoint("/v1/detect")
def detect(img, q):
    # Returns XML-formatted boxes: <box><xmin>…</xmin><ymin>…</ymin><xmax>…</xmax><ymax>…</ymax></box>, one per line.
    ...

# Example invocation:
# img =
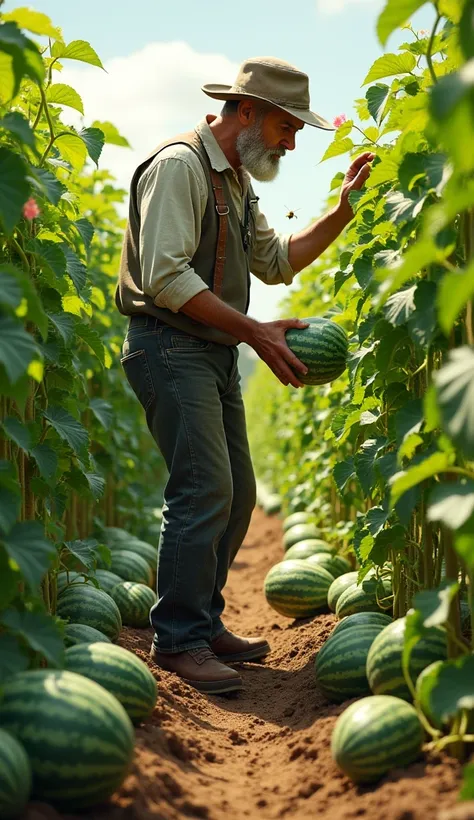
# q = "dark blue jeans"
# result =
<box><xmin>120</xmin><ymin>315</ymin><xmax>257</xmax><ymax>653</ymax></box>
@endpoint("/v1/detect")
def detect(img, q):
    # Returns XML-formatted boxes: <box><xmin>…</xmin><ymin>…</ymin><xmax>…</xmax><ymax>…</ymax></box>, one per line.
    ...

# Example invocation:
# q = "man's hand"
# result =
<box><xmin>338</xmin><ymin>151</ymin><xmax>375</xmax><ymax>223</ymax></box>
<box><xmin>244</xmin><ymin>318</ymin><xmax>310</xmax><ymax>388</ymax></box>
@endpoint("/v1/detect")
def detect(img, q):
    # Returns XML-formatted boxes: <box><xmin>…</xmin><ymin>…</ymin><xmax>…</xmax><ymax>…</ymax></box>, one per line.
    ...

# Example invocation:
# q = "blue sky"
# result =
<box><xmin>5</xmin><ymin>0</ymin><xmax>435</xmax><ymax>321</ymax></box>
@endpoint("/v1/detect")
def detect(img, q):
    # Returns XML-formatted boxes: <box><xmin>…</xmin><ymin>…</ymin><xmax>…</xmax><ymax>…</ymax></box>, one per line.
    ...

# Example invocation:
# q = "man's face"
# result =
<box><xmin>236</xmin><ymin>104</ymin><xmax>304</xmax><ymax>182</ymax></box>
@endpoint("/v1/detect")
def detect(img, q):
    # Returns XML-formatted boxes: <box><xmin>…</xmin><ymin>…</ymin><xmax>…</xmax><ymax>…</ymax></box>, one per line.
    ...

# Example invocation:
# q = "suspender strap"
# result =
<box><xmin>210</xmin><ymin>168</ymin><xmax>229</xmax><ymax>298</ymax></box>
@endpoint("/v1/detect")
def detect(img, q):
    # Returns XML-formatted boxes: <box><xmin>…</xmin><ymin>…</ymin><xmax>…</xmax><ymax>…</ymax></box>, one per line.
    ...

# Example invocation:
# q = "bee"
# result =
<box><xmin>285</xmin><ymin>206</ymin><xmax>300</xmax><ymax>220</ymax></box>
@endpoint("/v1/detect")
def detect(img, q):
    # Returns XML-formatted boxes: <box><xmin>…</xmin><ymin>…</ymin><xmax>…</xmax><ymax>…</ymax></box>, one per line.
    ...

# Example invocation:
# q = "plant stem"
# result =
<box><xmin>426</xmin><ymin>9</ymin><xmax>442</xmax><ymax>85</ymax></box>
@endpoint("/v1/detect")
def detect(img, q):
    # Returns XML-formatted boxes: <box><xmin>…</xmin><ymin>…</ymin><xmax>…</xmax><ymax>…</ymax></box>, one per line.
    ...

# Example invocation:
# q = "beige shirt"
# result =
<box><xmin>136</xmin><ymin>117</ymin><xmax>295</xmax><ymax>314</ymax></box>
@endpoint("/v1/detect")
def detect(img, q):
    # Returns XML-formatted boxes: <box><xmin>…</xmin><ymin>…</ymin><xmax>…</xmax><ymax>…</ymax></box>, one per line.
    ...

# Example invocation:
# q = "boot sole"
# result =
<box><xmin>182</xmin><ymin>676</ymin><xmax>243</xmax><ymax>694</ymax></box>
<box><xmin>216</xmin><ymin>642</ymin><xmax>271</xmax><ymax>663</ymax></box>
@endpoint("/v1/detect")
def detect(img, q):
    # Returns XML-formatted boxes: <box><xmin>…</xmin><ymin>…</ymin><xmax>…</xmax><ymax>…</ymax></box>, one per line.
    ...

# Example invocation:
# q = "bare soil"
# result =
<box><xmin>26</xmin><ymin>508</ymin><xmax>466</xmax><ymax>820</ymax></box>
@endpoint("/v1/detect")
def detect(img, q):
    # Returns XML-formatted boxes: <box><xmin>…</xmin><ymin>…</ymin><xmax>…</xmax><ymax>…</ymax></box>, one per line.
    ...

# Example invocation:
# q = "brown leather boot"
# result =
<box><xmin>149</xmin><ymin>645</ymin><xmax>243</xmax><ymax>694</ymax></box>
<box><xmin>210</xmin><ymin>629</ymin><xmax>270</xmax><ymax>663</ymax></box>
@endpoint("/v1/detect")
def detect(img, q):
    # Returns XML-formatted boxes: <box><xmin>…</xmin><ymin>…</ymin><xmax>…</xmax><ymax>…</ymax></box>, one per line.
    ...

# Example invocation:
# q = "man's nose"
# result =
<box><xmin>281</xmin><ymin>134</ymin><xmax>296</xmax><ymax>151</ymax></box>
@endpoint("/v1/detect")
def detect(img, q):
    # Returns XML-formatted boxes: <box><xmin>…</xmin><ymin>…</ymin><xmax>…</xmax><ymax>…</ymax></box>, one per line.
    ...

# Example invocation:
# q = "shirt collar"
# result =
<box><xmin>195</xmin><ymin>115</ymin><xmax>251</xmax><ymax>193</ymax></box>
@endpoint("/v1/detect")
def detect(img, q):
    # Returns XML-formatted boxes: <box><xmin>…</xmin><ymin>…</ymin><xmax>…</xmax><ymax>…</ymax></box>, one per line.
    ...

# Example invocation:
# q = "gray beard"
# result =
<box><xmin>236</xmin><ymin>120</ymin><xmax>285</xmax><ymax>182</ymax></box>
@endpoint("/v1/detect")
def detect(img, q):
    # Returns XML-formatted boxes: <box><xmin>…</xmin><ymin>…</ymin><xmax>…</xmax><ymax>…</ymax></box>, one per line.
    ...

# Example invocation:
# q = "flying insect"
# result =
<box><xmin>285</xmin><ymin>206</ymin><xmax>300</xmax><ymax>220</ymax></box>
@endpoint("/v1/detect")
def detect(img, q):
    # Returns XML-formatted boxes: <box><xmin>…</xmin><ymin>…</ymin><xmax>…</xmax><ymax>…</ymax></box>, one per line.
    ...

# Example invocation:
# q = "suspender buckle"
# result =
<box><xmin>216</xmin><ymin>204</ymin><xmax>230</xmax><ymax>216</ymax></box>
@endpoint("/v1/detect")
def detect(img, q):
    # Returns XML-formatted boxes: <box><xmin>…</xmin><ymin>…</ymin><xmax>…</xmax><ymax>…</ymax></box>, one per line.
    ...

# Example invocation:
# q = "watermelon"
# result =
<box><xmin>460</xmin><ymin>598</ymin><xmax>471</xmax><ymax>637</ymax></box>
<box><xmin>57</xmin><ymin>569</ymin><xmax>123</xmax><ymax>597</ymax></box>
<box><xmin>366</xmin><ymin>616</ymin><xmax>448</xmax><ymax>701</ymax></box>
<box><xmin>65</xmin><ymin>642</ymin><xmax>157</xmax><ymax>725</ymax></box>
<box><xmin>336</xmin><ymin>576</ymin><xmax>393</xmax><ymax>619</ymax></box>
<box><xmin>0</xmin><ymin>670</ymin><xmax>134</xmax><ymax>810</ymax></box>
<box><xmin>110</xmin><ymin>549</ymin><xmax>153</xmax><ymax>586</ymax></box>
<box><xmin>331</xmin><ymin>611</ymin><xmax>393</xmax><ymax>637</ymax></box>
<box><xmin>285</xmin><ymin>317</ymin><xmax>348</xmax><ymax>386</ymax></box>
<box><xmin>315</xmin><ymin>624</ymin><xmax>385</xmax><ymax>703</ymax></box>
<box><xmin>95</xmin><ymin>569</ymin><xmax>125</xmax><ymax>595</ymax></box>
<box><xmin>110</xmin><ymin>582</ymin><xmax>156</xmax><ymax>628</ymax></box>
<box><xmin>57</xmin><ymin>585</ymin><xmax>122</xmax><ymax>642</ymax></box>
<box><xmin>327</xmin><ymin>572</ymin><xmax>359</xmax><ymax>612</ymax></box>
<box><xmin>283</xmin><ymin>511</ymin><xmax>314</xmax><ymax>532</ymax></box>
<box><xmin>102</xmin><ymin>526</ymin><xmax>133</xmax><ymax>546</ymax></box>
<box><xmin>64</xmin><ymin>624</ymin><xmax>112</xmax><ymax>648</ymax></box>
<box><xmin>331</xmin><ymin>695</ymin><xmax>423</xmax><ymax>784</ymax></box>
<box><xmin>264</xmin><ymin>559</ymin><xmax>333</xmax><ymax>618</ymax></box>
<box><xmin>284</xmin><ymin>539</ymin><xmax>333</xmax><ymax>561</ymax></box>
<box><xmin>127</xmin><ymin>540</ymin><xmax>157</xmax><ymax>573</ymax></box>
<box><xmin>307</xmin><ymin>553</ymin><xmax>352</xmax><ymax>579</ymax></box>
<box><xmin>0</xmin><ymin>729</ymin><xmax>32</xmax><ymax>819</ymax></box>
<box><xmin>283</xmin><ymin>523</ymin><xmax>321</xmax><ymax>551</ymax></box>
<box><xmin>57</xmin><ymin>571</ymin><xmax>88</xmax><ymax>594</ymax></box>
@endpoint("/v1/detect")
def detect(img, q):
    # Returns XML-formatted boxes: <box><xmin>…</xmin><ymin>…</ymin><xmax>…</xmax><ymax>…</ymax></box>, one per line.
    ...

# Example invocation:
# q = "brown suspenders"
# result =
<box><xmin>209</xmin><ymin>168</ymin><xmax>229</xmax><ymax>299</ymax></box>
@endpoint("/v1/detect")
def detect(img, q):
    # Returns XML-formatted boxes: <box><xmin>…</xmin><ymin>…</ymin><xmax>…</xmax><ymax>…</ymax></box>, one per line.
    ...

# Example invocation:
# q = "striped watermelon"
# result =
<box><xmin>0</xmin><ymin>670</ymin><xmax>134</xmax><ymax>810</ymax></box>
<box><xmin>264</xmin><ymin>559</ymin><xmax>333</xmax><ymax>618</ymax></box>
<box><xmin>283</xmin><ymin>512</ymin><xmax>314</xmax><ymax>532</ymax></box>
<box><xmin>95</xmin><ymin>569</ymin><xmax>125</xmax><ymax>595</ymax></box>
<box><xmin>57</xmin><ymin>571</ymin><xmax>88</xmax><ymax>594</ymax></box>
<box><xmin>57</xmin><ymin>569</ymin><xmax>123</xmax><ymax>597</ymax></box>
<box><xmin>102</xmin><ymin>526</ymin><xmax>133</xmax><ymax>546</ymax></box>
<box><xmin>285</xmin><ymin>317</ymin><xmax>348</xmax><ymax>386</ymax></box>
<box><xmin>327</xmin><ymin>572</ymin><xmax>359</xmax><ymax>612</ymax></box>
<box><xmin>127</xmin><ymin>540</ymin><xmax>157</xmax><ymax>574</ymax></box>
<box><xmin>64</xmin><ymin>624</ymin><xmax>112</xmax><ymax>648</ymax></box>
<box><xmin>366</xmin><ymin>616</ymin><xmax>448</xmax><ymax>701</ymax></box>
<box><xmin>307</xmin><ymin>553</ymin><xmax>352</xmax><ymax>579</ymax></box>
<box><xmin>315</xmin><ymin>624</ymin><xmax>385</xmax><ymax>703</ymax></box>
<box><xmin>331</xmin><ymin>695</ymin><xmax>423</xmax><ymax>784</ymax></box>
<box><xmin>284</xmin><ymin>539</ymin><xmax>333</xmax><ymax>561</ymax></box>
<box><xmin>0</xmin><ymin>729</ymin><xmax>31</xmax><ymax>819</ymax></box>
<box><xmin>65</xmin><ymin>642</ymin><xmax>157</xmax><ymax>725</ymax></box>
<box><xmin>460</xmin><ymin>599</ymin><xmax>471</xmax><ymax>637</ymax></box>
<box><xmin>110</xmin><ymin>549</ymin><xmax>153</xmax><ymax>586</ymax></box>
<box><xmin>283</xmin><ymin>523</ymin><xmax>321</xmax><ymax>551</ymax></box>
<box><xmin>57</xmin><ymin>585</ymin><xmax>122</xmax><ymax>642</ymax></box>
<box><xmin>336</xmin><ymin>577</ymin><xmax>393</xmax><ymax>619</ymax></box>
<box><xmin>110</xmin><ymin>582</ymin><xmax>156</xmax><ymax>628</ymax></box>
<box><xmin>331</xmin><ymin>611</ymin><xmax>393</xmax><ymax>636</ymax></box>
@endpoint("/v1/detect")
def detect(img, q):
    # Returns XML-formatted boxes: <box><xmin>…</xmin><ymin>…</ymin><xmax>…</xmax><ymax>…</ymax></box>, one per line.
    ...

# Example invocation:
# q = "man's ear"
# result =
<box><xmin>237</xmin><ymin>99</ymin><xmax>255</xmax><ymax>127</ymax></box>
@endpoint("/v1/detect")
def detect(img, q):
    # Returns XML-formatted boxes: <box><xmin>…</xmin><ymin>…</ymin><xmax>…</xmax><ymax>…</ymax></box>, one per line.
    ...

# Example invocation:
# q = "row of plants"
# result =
<box><xmin>247</xmin><ymin>0</ymin><xmax>474</xmax><ymax>793</ymax></box>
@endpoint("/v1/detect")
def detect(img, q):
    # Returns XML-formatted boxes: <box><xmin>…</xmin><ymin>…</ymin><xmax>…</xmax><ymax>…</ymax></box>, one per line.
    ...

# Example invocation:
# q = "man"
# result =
<box><xmin>115</xmin><ymin>56</ymin><xmax>373</xmax><ymax>695</ymax></box>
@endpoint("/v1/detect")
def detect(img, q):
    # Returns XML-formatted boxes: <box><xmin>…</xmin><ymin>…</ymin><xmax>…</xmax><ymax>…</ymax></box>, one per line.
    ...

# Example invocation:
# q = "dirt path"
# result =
<box><xmin>31</xmin><ymin>509</ymin><xmax>464</xmax><ymax>820</ymax></box>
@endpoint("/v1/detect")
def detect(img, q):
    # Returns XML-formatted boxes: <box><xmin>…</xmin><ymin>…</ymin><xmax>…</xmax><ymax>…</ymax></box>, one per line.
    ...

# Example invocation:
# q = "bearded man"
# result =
<box><xmin>115</xmin><ymin>56</ymin><xmax>373</xmax><ymax>694</ymax></box>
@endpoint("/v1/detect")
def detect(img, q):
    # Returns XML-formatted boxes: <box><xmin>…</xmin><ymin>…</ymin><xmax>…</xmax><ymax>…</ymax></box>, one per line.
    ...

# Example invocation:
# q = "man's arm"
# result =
<box><xmin>288</xmin><ymin>152</ymin><xmax>375</xmax><ymax>273</ymax></box>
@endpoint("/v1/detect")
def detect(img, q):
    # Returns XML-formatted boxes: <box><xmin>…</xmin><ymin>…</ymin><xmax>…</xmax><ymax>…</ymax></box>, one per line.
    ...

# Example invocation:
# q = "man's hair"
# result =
<box><xmin>221</xmin><ymin>98</ymin><xmax>273</xmax><ymax>120</ymax></box>
<box><xmin>221</xmin><ymin>99</ymin><xmax>241</xmax><ymax>117</ymax></box>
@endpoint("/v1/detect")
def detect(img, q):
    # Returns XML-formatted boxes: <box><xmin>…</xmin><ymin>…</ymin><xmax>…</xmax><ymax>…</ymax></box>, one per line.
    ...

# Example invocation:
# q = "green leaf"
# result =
<box><xmin>363</xmin><ymin>53</ymin><xmax>417</xmax><ymax>86</ymax></box>
<box><xmin>1</xmin><ymin>521</ymin><xmax>56</xmax><ymax>588</ymax></box>
<box><xmin>0</xmin><ymin>488</ymin><xmax>20</xmax><ymax>535</ymax></box>
<box><xmin>416</xmin><ymin>654</ymin><xmax>474</xmax><ymax>730</ymax></box>
<box><xmin>430</xmin><ymin>60</ymin><xmax>474</xmax><ymax>122</ymax></box>
<box><xmin>333</xmin><ymin>457</ymin><xmax>355</xmax><ymax>493</ymax></box>
<box><xmin>2</xmin><ymin>416</ymin><xmax>31</xmax><ymax>452</ymax></box>
<box><xmin>355</xmin><ymin>437</ymin><xmax>387</xmax><ymax>496</ymax></box>
<box><xmin>461</xmin><ymin>764</ymin><xmax>474</xmax><ymax>801</ymax></box>
<box><xmin>89</xmin><ymin>398</ymin><xmax>113</xmax><ymax>430</ymax></box>
<box><xmin>371</xmin><ymin>523</ymin><xmax>406</xmax><ymax>564</ymax></box>
<box><xmin>366</xmin><ymin>83</ymin><xmax>390</xmax><ymax>123</ymax></box>
<box><xmin>365</xmin><ymin>506</ymin><xmax>389</xmax><ymax>536</ymax></box>
<box><xmin>0</xmin><ymin>317</ymin><xmax>39</xmax><ymax>383</ymax></box>
<box><xmin>62</xmin><ymin>245</ymin><xmax>87</xmax><ymax>294</ymax></box>
<box><xmin>47</xmin><ymin>311</ymin><xmax>76</xmax><ymax>345</ymax></box>
<box><xmin>0</xmin><ymin>268</ymin><xmax>22</xmax><ymax>309</ymax></box>
<box><xmin>46</xmin><ymin>83</ymin><xmax>84</xmax><ymax>114</ymax></box>
<box><xmin>434</xmin><ymin>347</ymin><xmax>474</xmax><ymax>459</ymax></box>
<box><xmin>398</xmin><ymin>432</ymin><xmax>423</xmax><ymax>462</ymax></box>
<box><xmin>385</xmin><ymin>190</ymin><xmax>426</xmax><ymax>224</ymax></box>
<box><xmin>74</xmin><ymin>218</ymin><xmax>94</xmax><ymax>251</ymax></box>
<box><xmin>51</xmin><ymin>40</ymin><xmax>104</xmax><ymax>70</ymax></box>
<box><xmin>56</xmin><ymin>133</ymin><xmax>87</xmax><ymax>171</ymax></box>
<box><xmin>0</xmin><ymin>633</ymin><xmax>29</xmax><ymax>683</ymax></box>
<box><xmin>407</xmin><ymin>280</ymin><xmax>438</xmax><ymax>349</ymax></box>
<box><xmin>28</xmin><ymin>239</ymin><xmax>67</xmax><ymax>279</ymax></box>
<box><xmin>428</xmin><ymin>481</ymin><xmax>474</xmax><ymax>530</ymax></box>
<box><xmin>413</xmin><ymin>581</ymin><xmax>459</xmax><ymax>627</ymax></box>
<box><xmin>321</xmin><ymin>137</ymin><xmax>354</xmax><ymax>162</ymax></box>
<box><xmin>0</xmin><ymin>609</ymin><xmax>64</xmax><ymax>668</ymax></box>
<box><xmin>90</xmin><ymin>120</ymin><xmax>130</xmax><ymax>147</ymax></box>
<box><xmin>0</xmin><ymin>146</ymin><xmax>29</xmax><ymax>234</ymax></box>
<box><xmin>376</xmin><ymin>0</ymin><xmax>428</xmax><ymax>46</ymax></box>
<box><xmin>384</xmin><ymin>285</ymin><xmax>417</xmax><ymax>326</ymax></box>
<box><xmin>63</xmin><ymin>537</ymin><xmax>100</xmax><ymax>572</ymax></box>
<box><xmin>390</xmin><ymin>451</ymin><xmax>451</xmax><ymax>506</ymax></box>
<box><xmin>437</xmin><ymin>261</ymin><xmax>474</xmax><ymax>335</ymax></box>
<box><xmin>3</xmin><ymin>7</ymin><xmax>62</xmax><ymax>39</ymax></box>
<box><xmin>0</xmin><ymin>111</ymin><xmax>35</xmax><ymax>148</ymax></box>
<box><xmin>42</xmin><ymin>406</ymin><xmax>89</xmax><ymax>457</ymax></box>
<box><xmin>79</xmin><ymin>126</ymin><xmax>104</xmax><ymax>166</ymax></box>
<box><xmin>30</xmin><ymin>443</ymin><xmax>57</xmax><ymax>481</ymax></box>
<box><xmin>460</xmin><ymin>0</ymin><xmax>474</xmax><ymax>60</ymax></box>
<box><xmin>395</xmin><ymin>398</ymin><xmax>424</xmax><ymax>444</ymax></box>
<box><xmin>74</xmin><ymin>322</ymin><xmax>105</xmax><ymax>366</ymax></box>
<box><xmin>30</xmin><ymin>166</ymin><xmax>67</xmax><ymax>206</ymax></box>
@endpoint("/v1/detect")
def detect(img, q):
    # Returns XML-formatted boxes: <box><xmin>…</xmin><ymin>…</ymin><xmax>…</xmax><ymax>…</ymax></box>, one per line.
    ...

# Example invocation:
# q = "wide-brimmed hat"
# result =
<box><xmin>202</xmin><ymin>56</ymin><xmax>334</xmax><ymax>131</ymax></box>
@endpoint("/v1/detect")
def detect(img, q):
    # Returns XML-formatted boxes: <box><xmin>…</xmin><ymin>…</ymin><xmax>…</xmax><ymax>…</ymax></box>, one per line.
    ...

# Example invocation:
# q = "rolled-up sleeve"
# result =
<box><xmin>250</xmin><ymin>203</ymin><xmax>295</xmax><ymax>285</ymax></box>
<box><xmin>137</xmin><ymin>153</ymin><xmax>209</xmax><ymax>313</ymax></box>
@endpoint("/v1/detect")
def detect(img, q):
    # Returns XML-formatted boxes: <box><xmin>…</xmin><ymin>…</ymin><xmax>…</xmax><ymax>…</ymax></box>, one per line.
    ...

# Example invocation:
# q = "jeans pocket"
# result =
<box><xmin>120</xmin><ymin>348</ymin><xmax>155</xmax><ymax>411</ymax></box>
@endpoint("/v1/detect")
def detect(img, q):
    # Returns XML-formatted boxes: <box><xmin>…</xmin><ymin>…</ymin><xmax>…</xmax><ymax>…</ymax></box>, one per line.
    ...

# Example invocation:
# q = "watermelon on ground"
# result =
<box><xmin>0</xmin><ymin>670</ymin><xmax>134</xmax><ymax>810</ymax></box>
<box><xmin>283</xmin><ymin>512</ymin><xmax>314</xmax><ymax>532</ymax></box>
<box><xmin>95</xmin><ymin>569</ymin><xmax>125</xmax><ymax>595</ymax></box>
<box><xmin>331</xmin><ymin>695</ymin><xmax>423</xmax><ymax>784</ymax></box>
<box><xmin>57</xmin><ymin>569</ymin><xmax>124</xmax><ymax>598</ymax></box>
<box><xmin>64</xmin><ymin>623</ymin><xmax>112</xmax><ymax>648</ymax></box>
<box><xmin>0</xmin><ymin>729</ymin><xmax>32</xmax><ymax>819</ymax></box>
<box><xmin>57</xmin><ymin>584</ymin><xmax>122</xmax><ymax>642</ymax></box>
<box><xmin>327</xmin><ymin>572</ymin><xmax>358</xmax><ymax>612</ymax></box>
<box><xmin>65</xmin><ymin>642</ymin><xmax>157</xmax><ymax>724</ymax></box>
<box><xmin>315</xmin><ymin>624</ymin><xmax>386</xmax><ymax>703</ymax></box>
<box><xmin>283</xmin><ymin>523</ymin><xmax>322</xmax><ymax>551</ymax></box>
<box><xmin>284</xmin><ymin>539</ymin><xmax>333</xmax><ymax>561</ymax></box>
<box><xmin>336</xmin><ymin>576</ymin><xmax>393</xmax><ymax>619</ymax></box>
<box><xmin>331</xmin><ymin>611</ymin><xmax>393</xmax><ymax>637</ymax></box>
<box><xmin>285</xmin><ymin>317</ymin><xmax>348</xmax><ymax>386</ymax></box>
<box><xmin>126</xmin><ymin>540</ymin><xmax>157</xmax><ymax>574</ymax></box>
<box><xmin>264</xmin><ymin>559</ymin><xmax>333</xmax><ymax>618</ymax></box>
<box><xmin>306</xmin><ymin>553</ymin><xmax>352</xmax><ymax>579</ymax></box>
<box><xmin>110</xmin><ymin>549</ymin><xmax>153</xmax><ymax>586</ymax></box>
<box><xmin>366</xmin><ymin>616</ymin><xmax>448</xmax><ymax>701</ymax></box>
<box><xmin>110</xmin><ymin>582</ymin><xmax>156</xmax><ymax>628</ymax></box>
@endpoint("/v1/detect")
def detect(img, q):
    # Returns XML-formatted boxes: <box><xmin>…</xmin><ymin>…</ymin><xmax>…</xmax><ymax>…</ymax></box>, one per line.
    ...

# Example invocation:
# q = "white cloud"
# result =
<box><xmin>317</xmin><ymin>0</ymin><xmax>382</xmax><ymax>14</ymax></box>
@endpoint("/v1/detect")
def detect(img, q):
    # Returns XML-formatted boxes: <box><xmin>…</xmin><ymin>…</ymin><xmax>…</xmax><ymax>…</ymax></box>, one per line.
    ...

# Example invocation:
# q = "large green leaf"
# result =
<box><xmin>384</xmin><ymin>285</ymin><xmax>417</xmax><ymax>326</ymax></box>
<box><xmin>3</xmin><ymin>7</ymin><xmax>62</xmax><ymax>39</ymax></box>
<box><xmin>0</xmin><ymin>488</ymin><xmax>20</xmax><ymax>535</ymax></box>
<box><xmin>437</xmin><ymin>261</ymin><xmax>474</xmax><ymax>335</ymax></box>
<box><xmin>0</xmin><ymin>633</ymin><xmax>29</xmax><ymax>683</ymax></box>
<box><xmin>460</xmin><ymin>0</ymin><xmax>474</xmax><ymax>60</ymax></box>
<box><xmin>390</xmin><ymin>451</ymin><xmax>451</xmax><ymax>506</ymax></box>
<box><xmin>366</xmin><ymin>83</ymin><xmax>390</xmax><ymax>123</ymax></box>
<box><xmin>363</xmin><ymin>53</ymin><xmax>417</xmax><ymax>86</ymax></box>
<box><xmin>46</xmin><ymin>83</ymin><xmax>84</xmax><ymax>114</ymax></box>
<box><xmin>51</xmin><ymin>39</ymin><xmax>104</xmax><ymax>69</ymax></box>
<box><xmin>1</xmin><ymin>521</ymin><xmax>56</xmax><ymax>589</ymax></box>
<box><xmin>0</xmin><ymin>317</ymin><xmax>39</xmax><ymax>383</ymax></box>
<box><xmin>0</xmin><ymin>608</ymin><xmax>64</xmax><ymax>668</ymax></box>
<box><xmin>74</xmin><ymin>218</ymin><xmax>94</xmax><ymax>251</ymax></box>
<box><xmin>28</xmin><ymin>239</ymin><xmax>67</xmax><ymax>279</ymax></box>
<box><xmin>79</xmin><ymin>127</ymin><xmax>104</xmax><ymax>166</ymax></box>
<box><xmin>355</xmin><ymin>437</ymin><xmax>387</xmax><ymax>496</ymax></box>
<box><xmin>333</xmin><ymin>457</ymin><xmax>355</xmax><ymax>493</ymax></box>
<box><xmin>321</xmin><ymin>137</ymin><xmax>353</xmax><ymax>162</ymax></box>
<box><xmin>0</xmin><ymin>547</ymin><xmax>21</xmax><ymax>608</ymax></box>
<box><xmin>74</xmin><ymin>322</ymin><xmax>106</xmax><ymax>366</ymax></box>
<box><xmin>434</xmin><ymin>346</ymin><xmax>474</xmax><ymax>459</ymax></box>
<box><xmin>56</xmin><ymin>133</ymin><xmax>87</xmax><ymax>171</ymax></box>
<box><xmin>384</xmin><ymin>190</ymin><xmax>426</xmax><ymax>224</ymax></box>
<box><xmin>416</xmin><ymin>655</ymin><xmax>474</xmax><ymax>730</ymax></box>
<box><xmin>30</xmin><ymin>166</ymin><xmax>67</xmax><ymax>206</ymax></box>
<box><xmin>0</xmin><ymin>111</ymin><xmax>35</xmax><ymax>148</ymax></box>
<box><xmin>0</xmin><ymin>146</ymin><xmax>29</xmax><ymax>234</ymax></box>
<box><xmin>62</xmin><ymin>245</ymin><xmax>87</xmax><ymax>293</ymax></box>
<box><xmin>89</xmin><ymin>397</ymin><xmax>113</xmax><ymax>430</ymax></box>
<box><xmin>42</xmin><ymin>406</ymin><xmax>89</xmax><ymax>457</ymax></box>
<box><xmin>428</xmin><ymin>481</ymin><xmax>474</xmax><ymax>530</ymax></box>
<box><xmin>0</xmin><ymin>268</ymin><xmax>22</xmax><ymax>309</ymax></box>
<box><xmin>461</xmin><ymin>764</ymin><xmax>474</xmax><ymax>800</ymax></box>
<box><xmin>376</xmin><ymin>0</ymin><xmax>428</xmax><ymax>46</ymax></box>
<box><xmin>2</xmin><ymin>416</ymin><xmax>31</xmax><ymax>452</ymax></box>
<box><xmin>90</xmin><ymin>120</ymin><xmax>130</xmax><ymax>147</ymax></box>
<box><xmin>30</xmin><ymin>443</ymin><xmax>58</xmax><ymax>481</ymax></box>
<box><xmin>47</xmin><ymin>311</ymin><xmax>76</xmax><ymax>345</ymax></box>
<box><xmin>395</xmin><ymin>398</ymin><xmax>423</xmax><ymax>445</ymax></box>
<box><xmin>62</xmin><ymin>537</ymin><xmax>100</xmax><ymax>572</ymax></box>
<box><xmin>413</xmin><ymin>581</ymin><xmax>459</xmax><ymax>627</ymax></box>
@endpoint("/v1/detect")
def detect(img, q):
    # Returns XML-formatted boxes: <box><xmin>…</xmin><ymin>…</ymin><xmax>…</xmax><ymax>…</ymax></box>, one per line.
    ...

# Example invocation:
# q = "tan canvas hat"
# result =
<box><xmin>202</xmin><ymin>56</ymin><xmax>334</xmax><ymax>131</ymax></box>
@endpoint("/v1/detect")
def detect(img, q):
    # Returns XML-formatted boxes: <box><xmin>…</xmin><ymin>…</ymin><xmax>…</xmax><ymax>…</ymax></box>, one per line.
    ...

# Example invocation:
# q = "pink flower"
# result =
<box><xmin>22</xmin><ymin>198</ymin><xmax>40</xmax><ymax>220</ymax></box>
<box><xmin>418</xmin><ymin>29</ymin><xmax>429</xmax><ymax>36</ymax></box>
<box><xmin>333</xmin><ymin>113</ymin><xmax>348</xmax><ymax>128</ymax></box>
